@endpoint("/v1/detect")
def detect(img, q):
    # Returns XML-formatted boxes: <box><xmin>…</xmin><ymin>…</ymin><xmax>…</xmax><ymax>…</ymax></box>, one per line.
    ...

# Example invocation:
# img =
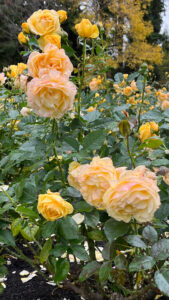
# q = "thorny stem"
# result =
<box><xmin>1</xmin><ymin>188</ymin><xmax>17</xmax><ymax>208</ymax></box>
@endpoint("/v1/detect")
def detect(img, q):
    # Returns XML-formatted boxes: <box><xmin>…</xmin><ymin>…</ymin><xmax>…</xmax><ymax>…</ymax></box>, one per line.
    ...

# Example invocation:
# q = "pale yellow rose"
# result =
<box><xmin>103</xmin><ymin>167</ymin><xmax>160</xmax><ymax>223</ymax></box>
<box><xmin>69</xmin><ymin>157</ymin><xmax>117</xmax><ymax>209</ymax></box>
<box><xmin>89</xmin><ymin>77</ymin><xmax>102</xmax><ymax>91</ymax></box>
<box><xmin>161</xmin><ymin>100</ymin><xmax>169</xmax><ymax>110</ymax></box>
<box><xmin>75</xmin><ymin>19</ymin><xmax>99</xmax><ymax>38</ymax></box>
<box><xmin>21</xmin><ymin>22</ymin><xmax>30</xmax><ymax>33</ymax></box>
<box><xmin>37</xmin><ymin>189</ymin><xmax>73</xmax><ymax>221</ymax></box>
<box><xmin>18</xmin><ymin>32</ymin><xmax>28</xmax><ymax>44</ymax></box>
<box><xmin>130</xmin><ymin>80</ymin><xmax>137</xmax><ymax>91</ymax></box>
<box><xmin>20</xmin><ymin>107</ymin><xmax>31</xmax><ymax>117</ymax></box>
<box><xmin>158</xmin><ymin>92</ymin><xmax>167</xmax><ymax>101</ymax></box>
<box><xmin>27</xmin><ymin>70</ymin><xmax>77</xmax><ymax>118</ymax></box>
<box><xmin>68</xmin><ymin>161</ymin><xmax>85</xmax><ymax>190</ymax></box>
<box><xmin>27</xmin><ymin>44</ymin><xmax>73</xmax><ymax>78</ymax></box>
<box><xmin>27</xmin><ymin>10</ymin><xmax>60</xmax><ymax>36</ymax></box>
<box><xmin>123</xmin><ymin>86</ymin><xmax>132</xmax><ymax>96</ymax></box>
<box><xmin>57</xmin><ymin>10</ymin><xmax>67</xmax><ymax>23</ymax></box>
<box><xmin>38</xmin><ymin>33</ymin><xmax>61</xmax><ymax>50</ymax></box>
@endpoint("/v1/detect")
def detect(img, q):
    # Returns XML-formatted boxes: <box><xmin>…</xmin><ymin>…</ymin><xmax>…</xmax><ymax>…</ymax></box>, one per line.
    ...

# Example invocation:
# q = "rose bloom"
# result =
<box><xmin>27</xmin><ymin>70</ymin><xmax>77</xmax><ymax>118</ymax></box>
<box><xmin>27</xmin><ymin>9</ymin><xmax>60</xmax><ymax>36</ymax></box>
<box><xmin>130</xmin><ymin>80</ymin><xmax>137</xmax><ymax>91</ymax></box>
<box><xmin>103</xmin><ymin>166</ymin><xmax>160</xmax><ymax>223</ymax></box>
<box><xmin>68</xmin><ymin>161</ymin><xmax>86</xmax><ymax>190</ymax></box>
<box><xmin>123</xmin><ymin>74</ymin><xmax>128</xmax><ymax>80</ymax></box>
<box><xmin>28</xmin><ymin>44</ymin><xmax>73</xmax><ymax>78</ymax></box>
<box><xmin>17</xmin><ymin>63</ymin><xmax>27</xmax><ymax>75</ymax></box>
<box><xmin>37</xmin><ymin>189</ymin><xmax>73</xmax><ymax>221</ymax></box>
<box><xmin>20</xmin><ymin>107</ymin><xmax>31</xmax><ymax>117</ymax></box>
<box><xmin>14</xmin><ymin>75</ymin><xmax>28</xmax><ymax>91</ymax></box>
<box><xmin>158</xmin><ymin>92</ymin><xmax>167</xmax><ymax>102</ymax></box>
<box><xmin>89</xmin><ymin>78</ymin><xmax>102</xmax><ymax>91</ymax></box>
<box><xmin>38</xmin><ymin>33</ymin><xmax>61</xmax><ymax>50</ymax></box>
<box><xmin>21</xmin><ymin>22</ymin><xmax>30</xmax><ymax>33</ymax></box>
<box><xmin>0</xmin><ymin>72</ymin><xmax>6</xmax><ymax>85</ymax></box>
<box><xmin>69</xmin><ymin>157</ymin><xmax>117</xmax><ymax>209</ymax></box>
<box><xmin>18</xmin><ymin>32</ymin><xmax>28</xmax><ymax>44</ymax></box>
<box><xmin>75</xmin><ymin>19</ymin><xmax>99</xmax><ymax>38</ymax></box>
<box><xmin>57</xmin><ymin>10</ymin><xmax>67</xmax><ymax>23</ymax></box>
<box><xmin>162</xmin><ymin>100</ymin><xmax>169</xmax><ymax>110</ymax></box>
<box><xmin>139</xmin><ymin>122</ymin><xmax>158</xmax><ymax>142</ymax></box>
<box><xmin>87</xmin><ymin>106</ymin><xmax>96</xmax><ymax>112</ymax></box>
<box><xmin>123</xmin><ymin>86</ymin><xmax>132</xmax><ymax>96</ymax></box>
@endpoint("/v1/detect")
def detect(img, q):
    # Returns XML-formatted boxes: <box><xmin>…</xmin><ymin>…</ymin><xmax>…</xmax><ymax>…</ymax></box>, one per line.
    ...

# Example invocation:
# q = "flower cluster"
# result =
<box><xmin>139</xmin><ymin>121</ymin><xmax>159</xmax><ymax>142</ymax></box>
<box><xmin>24</xmin><ymin>9</ymin><xmax>77</xmax><ymax>119</ymax></box>
<box><xmin>68</xmin><ymin>156</ymin><xmax>160</xmax><ymax>223</ymax></box>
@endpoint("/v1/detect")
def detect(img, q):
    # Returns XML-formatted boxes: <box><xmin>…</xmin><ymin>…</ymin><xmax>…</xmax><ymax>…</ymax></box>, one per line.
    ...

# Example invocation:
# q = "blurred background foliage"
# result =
<box><xmin>0</xmin><ymin>0</ymin><xmax>169</xmax><ymax>81</ymax></box>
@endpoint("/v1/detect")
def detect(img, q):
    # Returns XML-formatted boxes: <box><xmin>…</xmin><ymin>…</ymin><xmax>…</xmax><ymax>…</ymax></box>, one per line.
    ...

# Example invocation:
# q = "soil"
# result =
<box><xmin>0</xmin><ymin>257</ymin><xmax>82</xmax><ymax>300</ymax></box>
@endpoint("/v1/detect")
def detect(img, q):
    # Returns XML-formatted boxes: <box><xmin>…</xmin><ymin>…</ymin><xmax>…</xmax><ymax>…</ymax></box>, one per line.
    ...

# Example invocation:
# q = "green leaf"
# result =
<box><xmin>141</xmin><ymin>110</ymin><xmax>163</xmax><ymax>123</ymax></box>
<box><xmin>61</xmin><ymin>45</ymin><xmax>75</xmax><ymax>56</ymax></box>
<box><xmin>155</xmin><ymin>203</ymin><xmax>169</xmax><ymax>219</ymax></box>
<box><xmin>104</xmin><ymin>219</ymin><xmax>130</xmax><ymax>243</ymax></box>
<box><xmin>114</xmin><ymin>254</ymin><xmax>128</xmax><ymax>270</ymax></box>
<box><xmin>154</xmin><ymin>268</ymin><xmax>169</xmax><ymax>297</ymax></box>
<box><xmin>50</xmin><ymin>243</ymin><xmax>67</xmax><ymax>257</ymax></box>
<box><xmin>125</xmin><ymin>235</ymin><xmax>147</xmax><ymax>249</ymax></box>
<box><xmin>0</xmin><ymin>265</ymin><xmax>8</xmax><ymax>277</ymax></box>
<box><xmin>64</xmin><ymin>187</ymin><xmax>81</xmax><ymax>198</ymax></box>
<box><xmin>64</xmin><ymin>136</ymin><xmax>79</xmax><ymax>151</ymax></box>
<box><xmin>152</xmin><ymin>158</ymin><xmax>169</xmax><ymax>167</ymax></box>
<box><xmin>84</xmin><ymin>210</ymin><xmax>100</xmax><ymax>228</ymax></box>
<box><xmin>83</xmin><ymin>111</ymin><xmax>101</xmax><ymax>123</ymax></box>
<box><xmin>129</xmin><ymin>256</ymin><xmax>155</xmax><ymax>272</ymax></box>
<box><xmin>141</xmin><ymin>138</ymin><xmax>164</xmax><ymax>149</ymax></box>
<box><xmin>74</xmin><ymin>201</ymin><xmax>93</xmax><ymax>213</ymax></box>
<box><xmin>0</xmin><ymin>230</ymin><xmax>15</xmax><ymax>247</ymax></box>
<box><xmin>40</xmin><ymin>239</ymin><xmax>53</xmax><ymax>264</ymax></box>
<box><xmin>79</xmin><ymin>261</ymin><xmax>100</xmax><ymax>282</ymax></box>
<box><xmin>20</xmin><ymin>224</ymin><xmax>39</xmax><ymax>241</ymax></box>
<box><xmin>16</xmin><ymin>205</ymin><xmax>39</xmax><ymax>219</ymax></box>
<box><xmin>87</xmin><ymin>230</ymin><xmax>105</xmax><ymax>241</ymax></box>
<box><xmin>142</xmin><ymin>226</ymin><xmax>158</xmax><ymax>244</ymax></box>
<box><xmin>11</xmin><ymin>218</ymin><xmax>22</xmax><ymax>237</ymax></box>
<box><xmin>83</xmin><ymin>129</ymin><xmax>106</xmax><ymax>151</ymax></box>
<box><xmin>99</xmin><ymin>261</ymin><xmax>112</xmax><ymax>282</ymax></box>
<box><xmin>151</xmin><ymin>239</ymin><xmax>169</xmax><ymax>260</ymax></box>
<box><xmin>41</xmin><ymin>221</ymin><xmax>57</xmax><ymax>239</ymax></box>
<box><xmin>59</xmin><ymin>216</ymin><xmax>80</xmax><ymax>240</ymax></box>
<box><xmin>71</xmin><ymin>245</ymin><xmax>89</xmax><ymax>261</ymax></box>
<box><xmin>114</xmin><ymin>73</ymin><xmax>123</xmax><ymax>82</ymax></box>
<box><xmin>54</xmin><ymin>258</ymin><xmax>69</xmax><ymax>283</ymax></box>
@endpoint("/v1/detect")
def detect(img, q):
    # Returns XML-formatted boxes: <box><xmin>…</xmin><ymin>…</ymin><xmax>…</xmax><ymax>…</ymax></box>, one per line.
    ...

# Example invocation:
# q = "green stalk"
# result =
<box><xmin>137</xmin><ymin>76</ymin><xmax>147</xmax><ymax>128</ymax></box>
<box><xmin>77</xmin><ymin>38</ymin><xmax>86</xmax><ymax>119</ymax></box>
<box><xmin>125</xmin><ymin>136</ymin><xmax>136</xmax><ymax>168</ymax></box>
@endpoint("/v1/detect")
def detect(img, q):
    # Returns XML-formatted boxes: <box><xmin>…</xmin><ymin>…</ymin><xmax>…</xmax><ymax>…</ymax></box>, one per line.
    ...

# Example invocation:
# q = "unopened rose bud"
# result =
<box><xmin>20</xmin><ymin>107</ymin><xmax>31</xmax><ymax>117</ymax></box>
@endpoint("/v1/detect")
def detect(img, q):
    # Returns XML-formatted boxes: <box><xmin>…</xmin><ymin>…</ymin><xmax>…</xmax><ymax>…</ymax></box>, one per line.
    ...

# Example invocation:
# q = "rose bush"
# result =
<box><xmin>0</xmin><ymin>8</ymin><xmax>169</xmax><ymax>300</ymax></box>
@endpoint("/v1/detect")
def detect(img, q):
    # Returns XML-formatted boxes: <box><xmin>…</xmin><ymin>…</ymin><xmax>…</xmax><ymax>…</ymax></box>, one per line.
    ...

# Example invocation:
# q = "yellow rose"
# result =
<box><xmin>7</xmin><ymin>65</ymin><xmax>18</xmax><ymax>78</ymax></box>
<box><xmin>37</xmin><ymin>190</ymin><xmax>73</xmax><ymax>221</ymax></box>
<box><xmin>139</xmin><ymin>122</ymin><xmax>158</xmax><ymax>142</ymax></box>
<box><xmin>69</xmin><ymin>157</ymin><xmax>117</xmax><ymax>209</ymax></box>
<box><xmin>87</xmin><ymin>106</ymin><xmax>95</xmax><ymax>112</ymax></box>
<box><xmin>38</xmin><ymin>33</ymin><xmax>61</xmax><ymax>50</ymax></box>
<box><xmin>123</xmin><ymin>86</ymin><xmax>132</xmax><ymax>96</ymax></box>
<box><xmin>27</xmin><ymin>9</ymin><xmax>60</xmax><ymax>36</ymax></box>
<box><xmin>161</xmin><ymin>100</ymin><xmax>169</xmax><ymax>110</ymax></box>
<box><xmin>103</xmin><ymin>167</ymin><xmax>160</xmax><ymax>223</ymax></box>
<box><xmin>68</xmin><ymin>161</ymin><xmax>83</xmax><ymax>190</ymax></box>
<box><xmin>123</xmin><ymin>74</ymin><xmax>128</xmax><ymax>80</ymax></box>
<box><xmin>18</xmin><ymin>32</ymin><xmax>28</xmax><ymax>44</ymax></box>
<box><xmin>158</xmin><ymin>92</ymin><xmax>167</xmax><ymax>101</ymax></box>
<box><xmin>75</xmin><ymin>19</ymin><xmax>99</xmax><ymax>39</ymax></box>
<box><xmin>57</xmin><ymin>10</ymin><xmax>67</xmax><ymax>23</ymax></box>
<box><xmin>21</xmin><ymin>22</ymin><xmax>30</xmax><ymax>33</ymax></box>
<box><xmin>17</xmin><ymin>63</ymin><xmax>27</xmax><ymax>75</ymax></box>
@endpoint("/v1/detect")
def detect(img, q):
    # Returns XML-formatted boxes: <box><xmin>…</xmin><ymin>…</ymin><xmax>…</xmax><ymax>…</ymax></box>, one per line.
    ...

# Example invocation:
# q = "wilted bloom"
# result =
<box><xmin>161</xmin><ymin>100</ymin><xmax>169</xmax><ymax>110</ymax></box>
<box><xmin>18</xmin><ymin>32</ymin><xmax>28</xmax><ymax>44</ymax></box>
<box><xmin>57</xmin><ymin>10</ymin><xmax>67</xmax><ymax>23</ymax></box>
<box><xmin>27</xmin><ymin>9</ymin><xmax>61</xmax><ymax>36</ymax></box>
<box><xmin>75</xmin><ymin>19</ymin><xmax>99</xmax><ymax>38</ymax></box>
<box><xmin>68</xmin><ymin>157</ymin><xmax>117</xmax><ymax>209</ymax></box>
<box><xmin>123</xmin><ymin>86</ymin><xmax>132</xmax><ymax>96</ymax></box>
<box><xmin>28</xmin><ymin>44</ymin><xmax>73</xmax><ymax>78</ymax></box>
<box><xmin>14</xmin><ymin>74</ymin><xmax>28</xmax><ymax>91</ymax></box>
<box><xmin>21</xmin><ymin>22</ymin><xmax>30</xmax><ymax>33</ymax></box>
<box><xmin>38</xmin><ymin>33</ymin><xmax>61</xmax><ymax>50</ymax></box>
<box><xmin>20</xmin><ymin>107</ymin><xmax>31</xmax><ymax>116</ymax></box>
<box><xmin>27</xmin><ymin>70</ymin><xmax>77</xmax><ymax>118</ymax></box>
<box><xmin>103</xmin><ymin>166</ymin><xmax>160</xmax><ymax>223</ymax></box>
<box><xmin>37</xmin><ymin>189</ymin><xmax>73</xmax><ymax>221</ymax></box>
<box><xmin>139</xmin><ymin>122</ymin><xmax>159</xmax><ymax>142</ymax></box>
<box><xmin>0</xmin><ymin>73</ymin><xmax>6</xmax><ymax>85</ymax></box>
